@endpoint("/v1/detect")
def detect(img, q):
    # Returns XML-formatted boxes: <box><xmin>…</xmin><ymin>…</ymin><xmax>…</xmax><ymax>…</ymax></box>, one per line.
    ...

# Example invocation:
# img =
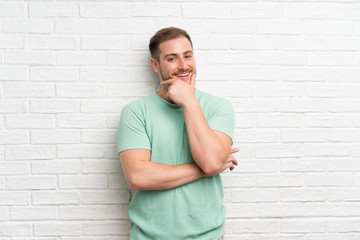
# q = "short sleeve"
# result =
<box><xmin>207</xmin><ymin>98</ymin><xmax>234</xmax><ymax>143</ymax></box>
<box><xmin>117</xmin><ymin>105</ymin><xmax>151</xmax><ymax>154</ymax></box>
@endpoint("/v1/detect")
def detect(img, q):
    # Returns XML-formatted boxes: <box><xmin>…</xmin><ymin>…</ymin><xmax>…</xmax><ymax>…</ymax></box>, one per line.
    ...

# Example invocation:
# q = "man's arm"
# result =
<box><xmin>162</xmin><ymin>76</ymin><xmax>233</xmax><ymax>175</ymax></box>
<box><xmin>119</xmin><ymin>149</ymin><xmax>205</xmax><ymax>191</ymax></box>
<box><xmin>119</xmin><ymin>148</ymin><xmax>238</xmax><ymax>191</ymax></box>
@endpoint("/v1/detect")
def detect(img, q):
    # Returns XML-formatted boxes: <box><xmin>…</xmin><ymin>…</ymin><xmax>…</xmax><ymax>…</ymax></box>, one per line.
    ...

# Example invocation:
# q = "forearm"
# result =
<box><xmin>121</xmin><ymin>158</ymin><xmax>205</xmax><ymax>191</ymax></box>
<box><xmin>183</xmin><ymin>99</ymin><xmax>230</xmax><ymax>175</ymax></box>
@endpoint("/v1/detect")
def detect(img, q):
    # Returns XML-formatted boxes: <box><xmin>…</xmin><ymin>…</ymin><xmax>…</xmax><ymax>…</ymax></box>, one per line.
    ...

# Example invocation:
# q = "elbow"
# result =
<box><xmin>202</xmin><ymin>160</ymin><xmax>223</xmax><ymax>176</ymax></box>
<box><xmin>126</xmin><ymin>174</ymin><xmax>144</xmax><ymax>191</ymax></box>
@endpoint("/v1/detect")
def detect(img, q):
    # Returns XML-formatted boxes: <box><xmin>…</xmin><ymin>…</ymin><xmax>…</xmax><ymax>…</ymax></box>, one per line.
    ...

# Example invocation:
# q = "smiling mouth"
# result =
<box><xmin>175</xmin><ymin>72</ymin><xmax>190</xmax><ymax>78</ymax></box>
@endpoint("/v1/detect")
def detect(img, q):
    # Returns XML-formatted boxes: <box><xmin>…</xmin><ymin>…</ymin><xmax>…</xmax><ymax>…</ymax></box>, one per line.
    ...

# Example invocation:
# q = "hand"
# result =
<box><xmin>160</xmin><ymin>73</ymin><xmax>196</xmax><ymax>106</ymax></box>
<box><xmin>205</xmin><ymin>148</ymin><xmax>239</xmax><ymax>177</ymax></box>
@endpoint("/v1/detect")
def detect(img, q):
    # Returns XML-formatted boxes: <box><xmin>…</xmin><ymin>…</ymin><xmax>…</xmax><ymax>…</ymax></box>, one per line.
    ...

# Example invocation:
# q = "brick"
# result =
<box><xmin>3</xmin><ymin>19</ymin><xmax>53</xmax><ymax>34</ymax></box>
<box><xmin>224</xmin><ymin>203</ymin><xmax>257</xmax><ymax>218</ymax></box>
<box><xmin>30</xmin><ymin>36</ymin><xmax>78</xmax><ymax>50</ymax></box>
<box><xmin>105</xmin><ymin>19</ymin><xmax>157</xmax><ymax>34</ymax></box>
<box><xmin>259</xmin><ymin>51</ymin><xmax>306</xmax><ymax>65</ymax></box>
<box><xmin>256</xmin><ymin>83</ymin><xmax>304</xmax><ymax>97</ymax></box>
<box><xmin>329</xmin><ymin>100</ymin><xmax>360</xmax><ymax>112</ymax></box>
<box><xmin>232</xmin><ymin>99</ymin><xmax>278</xmax><ymax>113</ymax></box>
<box><xmin>282</xmin><ymin>36</ymin><xmax>328</xmax><ymax>50</ymax></box>
<box><xmin>306</xmin><ymin>84</ymin><xmax>353</xmax><ymax>98</ymax></box>
<box><xmin>30</xmin><ymin>100</ymin><xmax>78</xmax><ymax>113</ymax></box>
<box><xmin>281</xmin><ymin>99</ymin><xmax>327</xmax><ymax>113</ymax></box>
<box><xmin>81</xmin><ymin>36</ymin><xmax>129</xmax><ymax>50</ymax></box>
<box><xmin>257</xmin><ymin>20</ymin><xmax>304</xmax><ymax>35</ymax></box>
<box><xmin>158</xmin><ymin>20</ymin><xmax>207</xmax><ymax>34</ymax></box>
<box><xmin>232</xmin><ymin>188</ymin><xmax>277</xmax><ymax>202</ymax></box>
<box><xmin>208</xmin><ymin>51</ymin><xmax>257</xmax><ymax>65</ymax></box>
<box><xmin>6</xmin><ymin>145</ymin><xmax>55</xmax><ymax>160</ymax></box>
<box><xmin>329</xmin><ymin>129</ymin><xmax>360</xmax><ymax>142</ymax></box>
<box><xmin>29</xmin><ymin>3</ymin><xmax>78</xmax><ymax>17</ymax></box>
<box><xmin>81</xmin><ymin>190</ymin><xmax>130</xmax><ymax>204</ymax></box>
<box><xmin>83</xmin><ymin>221</ymin><xmax>130</xmax><ymax>236</ymax></box>
<box><xmin>308</xmin><ymin>52</ymin><xmax>354</xmax><ymax>66</ymax></box>
<box><xmin>234</xmin><ymin>129</ymin><xmax>279</xmax><ymax>143</ymax></box>
<box><xmin>0</xmin><ymin>131</ymin><xmax>27</xmax><ymax>144</ymax></box>
<box><xmin>259</xmin><ymin>203</ymin><xmax>304</xmax><ymax>217</ymax></box>
<box><xmin>5</xmin><ymin>83</ymin><xmax>55</xmax><ymax>98</ymax></box>
<box><xmin>306</xmin><ymin>203</ymin><xmax>360</xmax><ymax>217</ymax></box>
<box><xmin>31</xmin><ymin>130</ymin><xmax>80</xmax><ymax>144</ymax></box>
<box><xmin>57</xmin><ymin>51</ymin><xmax>106</xmax><ymax>65</ymax></box>
<box><xmin>0</xmin><ymin>207</ymin><xmax>9</xmax><ymax>220</ymax></box>
<box><xmin>108</xmin><ymin>174</ymin><xmax>129</xmax><ymax>189</ymax></box>
<box><xmin>0</xmin><ymin>2</ymin><xmax>26</xmax><ymax>17</ymax></box>
<box><xmin>280</xmin><ymin>188</ymin><xmax>326</xmax><ymax>202</ymax></box>
<box><xmin>80</xmin><ymin>3</ymin><xmax>130</xmax><ymax>18</ymax></box>
<box><xmin>257</xmin><ymin>114</ymin><xmax>303</xmax><ymax>128</ymax></box>
<box><xmin>0</xmin><ymin>192</ymin><xmax>29</xmax><ymax>206</ymax></box>
<box><xmin>283</xmin><ymin>3</ymin><xmax>329</xmax><ymax>19</ymax></box>
<box><xmin>305</xmin><ymin>143</ymin><xmax>351</xmax><ymax>157</ymax></box>
<box><xmin>280</xmin><ymin>158</ymin><xmax>326</xmax><ymax>172</ymax></box>
<box><xmin>231</xmin><ymin>67</ymin><xmax>280</xmax><ymax>81</ymax></box>
<box><xmin>281</xmin><ymin>129</ymin><xmax>328</xmax><ymax>143</ymax></box>
<box><xmin>282</xmin><ymin>67</ymin><xmax>326</xmax><ymax>82</ymax></box>
<box><xmin>7</xmin><ymin>176</ymin><xmax>56</xmax><ymax>190</ymax></box>
<box><xmin>257</xmin><ymin>173</ymin><xmax>304</xmax><ymax>187</ymax></box>
<box><xmin>0</xmin><ymin>223</ymin><xmax>32</xmax><ymax>236</ymax></box>
<box><xmin>106</xmin><ymin>82</ymin><xmax>155</xmax><ymax>97</ymax></box>
<box><xmin>107</xmin><ymin>51</ymin><xmax>148</xmax><ymax>66</ymax></box>
<box><xmin>281</xmin><ymin>219</ymin><xmax>326</xmax><ymax>233</ymax></box>
<box><xmin>234</xmin><ymin>114</ymin><xmax>256</xmax><ymax>128</ymax></box>
<box><xmin>328</xmin><ymin>158</ymin><xmax>360</xmax><ymax>171</ymax></box>
<box><xmin>59</xmin><ymin>175</ymin><xmax>108</xmax><ymax>189</ymax></box>
<box><xmin>0</xmin><ymin>162</ymin><xmax>28</xmax><ymax>175</ymax></box>
<box><xmin>306</xmin><ymin>173</ymin><xmax>352</xmax><ymax>187</ymax></box>
<box><xmin>192</xmin><ymin>36</ymin><xmax>231</xmax><ymax>50</ymax></box>
<box><xmin>0</xmin><ymin>35</ymin><xmax>25</xmax><ymax>49</ymax></box>
<box><xmin>80</xmin><ymin>68</ymin><xmax>130</xmax><ymax>82</ymax></box>
<box><xmin>232</xmin><ymin>36</ymin><xmax>279</xmax><ymax>50</ymax></box>
<box><xmin>327</xmin><ymin>219</ymin><xmax>360</xmax><ymax>233</ymax></box>
<box><xmin>10</xmin><ymin>206</ymin><xmax>58</xmax><ymax>220</ymax></box>
<box><xmin>57</xmin><ymin>84</ymin><xmax>105</xmax><ymax>98</ymax></box>
<box><xmin>0</xmin><ymin>100</ymin><xmax>28</xmax><ymax>113</ymax></box>
<box><xmin>256</xmin><ymin>143</ymin><xmax>304</xmax><ymax>158</ymax></box>
<box><xmin>306</xmin><ymin>20</ymin><xmax>352</xmax><ymax>35</ymax></box>
<box><xmin>132</xmin><ymin>3</ymin><xmax>180</xmax><ymax>17</ymax></box>
<box><xmin>308</xmin><ymin>234</ymin><xmax>360</xmax><ymax>240</ymax></box>
<box><xmin>60</xmin><ymin>205</ymin><xmax>128</xmax><ymax>220</ymax></box>
<box><xmin>32</xmin><ymin>191</ymin><xmax>79</xmax><ymax>205</ymax></box>
<box><xmin>234</xmin><ymin>159</ymin><xmax>278</xmax><ymax>173</ymax></box>
<box><xmin>328</xmin><ymin>188</ymin><xmax>360</xmax><ymax>201</ymax></box>
<box><xmin>327</xmin><ymin>68</ymin><xmax>360</xmax><ymax>82</ymax></box>
<box><xmin>233</xmin><ymin>219</ymin><xmax>279</xmax><ymax>233</ymax></box>
<box><xmin>57</xmin><ymin>144</ymin><xmax>115</xmax><ymax>158</ymax></box>
<box><xmin>5</xmin><ymin>115</ymin><xmax>55</xmax><ymax>129</ymax></box>
<box><xmin>80</xmin><ymin>100</ymin><xmax>129</xmax><ymax>113</ymax></box>
<box><xmin>57</xmin><ymin>115</ymin><xmax>105</xmax><ymax>129</ymax></box>
<box><xmin>81</xmin><ymin>130</ymin><xmax>117</xmax><ymax>144</ymax></box>
<box><xmin>0</xmin><ymin>67</ymin><xmax>28</xmax><ymax>81</ymax></box>
<box><xmin>197</xmin><ymin>82</ymin><xmax>254</xmax><ymax>97</ymax></box>
<box><xmin>5</xmin><ymin>51</ymin><xmax>55</xmax><ymax>65</ymax></box>
<box><xmin>32</xmin><ymin>160</ymin><xmax>80</xmax><ymax>174</ymax></box>
<box><xmin>222</xmin><ymin>175</ymin><xmax>256</xmax><ymax>188</ymax></box>
<box><xmin>331</xmin><ymin>5</ymin><xmax>360</xmax><ymax>20</ymax></box>
<box><xmin>208</xmin><ymin>21</ymin><xmax>256</xmax><ymax>34</ymax></box>
<box><xmin>330</xmin><ymin>38</ymin><xmax>360</xmax><ymax>50</ymax></box>
<box><xmin>34</xmin><ymin>222</ymin><xmax>82</xmax><ymax>236</ymax></box>
<box><xmin>306</xmin><ymin>114</ymin><xmax>352</xmax><ymax>128</ymax></box>
<box><xmin>82</xmin><ymin>159</ymin><xmax>120</xmax><ymax>174</ymax></box>
<box><xmin>30</xmin><ymin>67</ymin><xmax>78</xmax><ymax>82</ymax></box>
<box><xmin>55</xmin><ymin>19</ymin><xmax>103</xmax><ymax>34</ymax></box>
<box><xmin>232</xmin><ymin>3</ymin><xmax>281</xmax><ymax>19</ymax></box>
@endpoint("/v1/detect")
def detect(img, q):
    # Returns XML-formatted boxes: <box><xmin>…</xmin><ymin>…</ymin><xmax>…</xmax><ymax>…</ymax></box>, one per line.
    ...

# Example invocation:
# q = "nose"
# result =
<box><xmin>178</xmin><ymin>57</ymin><xmax>186</xmax><ymax>70</ymax></box>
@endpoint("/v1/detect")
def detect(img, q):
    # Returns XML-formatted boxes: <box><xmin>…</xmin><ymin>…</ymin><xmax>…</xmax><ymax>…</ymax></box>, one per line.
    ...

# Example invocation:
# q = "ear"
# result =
<box><xmin>150</xmin><ymin>58</ymin><xmax>159</xmax><ymax>73</ymax></box>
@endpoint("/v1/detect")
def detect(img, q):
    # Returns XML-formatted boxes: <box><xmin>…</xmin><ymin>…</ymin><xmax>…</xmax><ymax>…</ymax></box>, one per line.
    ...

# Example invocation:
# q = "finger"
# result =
<box><xmin>160</xmin><ymin>79</ymin><xmax>176</xmax><ymax>85</ymax></box>
<box><xmin>230</xmin><ymin>148</ymin><xmax>239</xmax><ymax>154</ymax></box>
<box><xmin>190</xmin><ymin>73</ymin><xmax>196</xmax><ymax>88</ymax></box>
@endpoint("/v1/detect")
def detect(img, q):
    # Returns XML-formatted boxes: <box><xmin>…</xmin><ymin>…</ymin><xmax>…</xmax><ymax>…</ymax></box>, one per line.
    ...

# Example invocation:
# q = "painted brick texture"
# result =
<box><xmin>1</xmin><ymin>0</ymin><xmax>360</xmax><ymax>239</ymax></box>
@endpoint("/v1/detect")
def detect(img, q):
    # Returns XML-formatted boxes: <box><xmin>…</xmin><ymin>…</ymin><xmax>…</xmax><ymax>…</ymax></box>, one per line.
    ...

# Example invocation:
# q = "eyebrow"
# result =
<box><xmin>163</xmin><ymin>51</ymin><xmax>193</xmax><ymax>59</ymax></box>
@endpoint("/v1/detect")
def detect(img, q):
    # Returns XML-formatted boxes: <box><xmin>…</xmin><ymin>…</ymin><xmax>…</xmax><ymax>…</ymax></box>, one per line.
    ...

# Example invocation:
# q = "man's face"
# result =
<box><xmin>152</xmin><ymin>37</ymin><xmax>196</xmax><ymax>85</ymax></box>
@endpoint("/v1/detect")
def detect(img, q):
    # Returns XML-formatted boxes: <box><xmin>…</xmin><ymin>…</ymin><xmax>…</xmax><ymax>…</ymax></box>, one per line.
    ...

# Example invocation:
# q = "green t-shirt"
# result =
<box><xmin>117</xmin><ymin>90</ymin><xmax>234</xmax><ymax>240</ymax></box>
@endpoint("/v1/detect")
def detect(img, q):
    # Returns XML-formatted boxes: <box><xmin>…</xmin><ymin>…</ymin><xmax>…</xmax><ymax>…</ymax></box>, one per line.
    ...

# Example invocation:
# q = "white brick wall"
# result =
<box><xmin>0</xmin><ymin>0</ymin><xmax>360</xmax><ymax>239</ymax></box>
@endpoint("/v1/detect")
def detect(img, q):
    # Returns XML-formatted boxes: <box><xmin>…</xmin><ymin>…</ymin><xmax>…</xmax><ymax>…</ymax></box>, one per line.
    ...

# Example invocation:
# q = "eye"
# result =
<box><xmin>185</xmin><ymin>55</ymin><xmax>192</xmax><ymax>59</ymax></box>
<box><xmin>168</xmin><ymin>57</ymin><xmax>175</xmax><ymax>62</ymax></box>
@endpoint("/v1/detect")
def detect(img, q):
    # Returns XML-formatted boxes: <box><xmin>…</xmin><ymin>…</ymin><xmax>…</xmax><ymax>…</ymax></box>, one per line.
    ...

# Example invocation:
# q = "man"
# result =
<box><xmin>118</xmin><ymin>27</ymin><xmax>237</xmax><ymax>240</ymax></box>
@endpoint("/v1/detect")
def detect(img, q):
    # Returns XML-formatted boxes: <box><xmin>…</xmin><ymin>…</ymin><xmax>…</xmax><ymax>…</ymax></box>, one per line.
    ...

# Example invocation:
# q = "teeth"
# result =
<box><xmin>176</xmin><ymin>72</ymin><xmax>189</xmax><ymax>77</ymax></box>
